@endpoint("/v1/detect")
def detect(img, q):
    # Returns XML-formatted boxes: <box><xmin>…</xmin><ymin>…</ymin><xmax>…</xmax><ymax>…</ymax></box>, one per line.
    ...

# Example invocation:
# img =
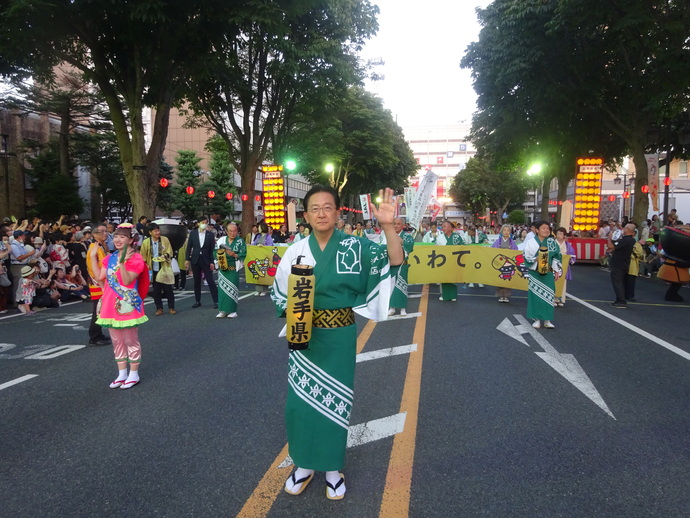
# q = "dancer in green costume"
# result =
<box><xmin>271</xmin><ymin>185</ymin><xmax>403</xmax><ymax>501</ymax></box>
<box><xmin>388</xmin><ymin>217</ymin><xmax>415</xmax><ymax>316</ymax></box>
<box><xmin>438</xmin><ymin>220</ymin><xmax>464</xmax><ymax>301</ymax></box>
<box><xmin>214</xmin><ymin>222</ymin><xmax>246</xmax><ymax>319</ymax></box>
<box><xmin>523</xmin><ymin>221</ymin><xmax>562</xmax><ymax>329</ymax></box>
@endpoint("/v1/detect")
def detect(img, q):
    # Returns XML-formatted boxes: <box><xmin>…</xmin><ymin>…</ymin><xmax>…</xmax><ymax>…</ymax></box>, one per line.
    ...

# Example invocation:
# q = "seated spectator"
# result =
<box><xmin>66</xmin><ymin>264</ymin><xmax>89</xmax><ymax>295</ymax></box>
<box><xmin>53</xmin><ymin>267</ymin><xmax>89</xmax><ymax>302</ymax></box>
<box><xmin>29</xmin><ymin>266</ymin><xmax>59</xmax><ymax>308</ymax></box>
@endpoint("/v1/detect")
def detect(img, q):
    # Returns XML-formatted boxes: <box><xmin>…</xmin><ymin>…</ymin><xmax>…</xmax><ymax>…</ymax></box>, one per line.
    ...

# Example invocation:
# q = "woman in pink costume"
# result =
<box><xmin>89</xmin><ymin>223</ymin><xmax>149</xmax><ymax>389</ymax></box>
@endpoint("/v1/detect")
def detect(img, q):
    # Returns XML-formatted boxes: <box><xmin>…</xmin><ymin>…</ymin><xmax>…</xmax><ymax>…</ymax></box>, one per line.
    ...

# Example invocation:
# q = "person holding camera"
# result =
<box><xmin>140</xmin><ymin>222</ymin><xmax>176</xmax><ymax>316</ymax></box>
<box><xmin>214</xmin><ymin>222</ymin><xmax>246</xmax><ymax>318</ymax></box>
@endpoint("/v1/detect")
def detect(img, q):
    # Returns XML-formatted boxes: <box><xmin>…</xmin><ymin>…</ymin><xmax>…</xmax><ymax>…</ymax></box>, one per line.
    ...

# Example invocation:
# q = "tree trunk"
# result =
<box><xmin>540</xmin><ymin>176</ymin><xmax>551</xmax><ymax>221</ymax></box>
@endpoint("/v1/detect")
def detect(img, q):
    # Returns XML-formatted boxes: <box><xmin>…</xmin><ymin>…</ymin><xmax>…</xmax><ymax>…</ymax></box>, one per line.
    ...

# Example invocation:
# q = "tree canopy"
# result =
<box><xmin>184</xmin><ymin>0</ymin><xmax>379</xmax><ymax>233</ymax></box>
<box><xmin>448</xmin><ymin>157</ymin><xmax>528</xmax><ymax>225</ymax></box>
<box><xmin>277</xmin><ymin>86</ymin><xmax>416</xmax><ymax>203</ymax></box>
<box><xmin>462</xmin><ymin>0</ymin><xmax>690</xmax><ymax>223</ymax></box>
<box><xmin>1</xmin><ymin>0</ymin><xmax>251</xmax><ymax>220</ymax></box>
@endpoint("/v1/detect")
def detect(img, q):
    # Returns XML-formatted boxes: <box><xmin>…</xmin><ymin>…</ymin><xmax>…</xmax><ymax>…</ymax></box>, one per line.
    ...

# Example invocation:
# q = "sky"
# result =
<box><xmin>360</xmin><ymin>0</ymin><xmax>492</xmax><ymax>128</ymax></box>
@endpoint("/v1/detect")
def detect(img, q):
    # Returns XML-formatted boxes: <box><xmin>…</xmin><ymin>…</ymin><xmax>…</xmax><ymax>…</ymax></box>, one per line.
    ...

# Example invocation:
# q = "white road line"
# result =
<box><xmin>278</xmin><ymin>412</ymin><xmax>408</xmax><ymax>468</ymax></box>
<box><xmin>0</xmin><ymin>374</ymin><xmax>38</xmax><ymax>391</ymax></box>
<box><xmin>356</xmin><ymin>344</ymin><xmax>418</xmax><ymax>363</ymax></box>
<box><xmin>347</xmin><ymin>412</ymin><xmax>407</xmax><ymax>448</ymax></box>
<box><xmin>569</xmin><ymin>294</ymin><xmax>690</xmax><ymax>362</ymax></box>
<box><xmin>239</xmin><ymin>292</ymin><xmax>258</xmax><ymax>300</ymax></box>
<box><xmin>54</xmin><ymin>324</ymin><xmax>78</xmax><ymax>327</ymax></box>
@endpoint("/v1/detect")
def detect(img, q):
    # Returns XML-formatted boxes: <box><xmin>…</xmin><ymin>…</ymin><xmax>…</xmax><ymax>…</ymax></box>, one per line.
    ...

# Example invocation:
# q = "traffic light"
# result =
<box><xmin>285</xmin><ymin>159</ymin><xmax>297</xmax><ymax>172</ymax></box>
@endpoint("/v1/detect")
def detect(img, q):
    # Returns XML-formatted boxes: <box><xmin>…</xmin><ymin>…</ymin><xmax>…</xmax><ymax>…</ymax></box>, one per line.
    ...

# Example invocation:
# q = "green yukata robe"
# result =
<box><xmin>440</xmin><ymin>232</ymin><xmax>464</xmax><ymax>301</ymax></box>
<box><xmin>271</xmin><ymin>230</ymin><xmax>393</xmax><ymax>471</ymax></box>
<box><xmin>390</xmin><ymin>230</ymin><xmax>415</xmax><ymax>310</ymax></box>
<box><xmin>524</xmin><ymin>236</ymin><xmax>562</xmax><ymax>321</ymax></box>
<box><xmin>214</xmin><ymin>236</ymin><xmax>247</xmax><ymax>314</ymax></box>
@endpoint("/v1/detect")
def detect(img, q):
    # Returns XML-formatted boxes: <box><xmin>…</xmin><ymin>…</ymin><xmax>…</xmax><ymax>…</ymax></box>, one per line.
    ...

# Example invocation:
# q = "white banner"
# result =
<box><xmin>645</xmin><ymin>153</ymin><xmax>659</xmax><ymax>212</ymax></box>
<box><xmin>359</xmin><ymin>194</ymin><xmax>372</xmax><ymax>221</ymax></box>
<box><xmin>408</xmin><ymin>170</ymin><xmax>438</xmax><ymax>229</ymax></box>
<box><xmin>404</xmin><ymin>187</ymin><xmax>415</xmax><ymax>219</ymax></box>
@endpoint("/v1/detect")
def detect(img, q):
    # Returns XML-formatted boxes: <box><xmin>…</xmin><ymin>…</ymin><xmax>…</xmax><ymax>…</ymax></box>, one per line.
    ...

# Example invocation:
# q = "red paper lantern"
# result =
<box><xmin>207</xmin><ymin>190</ymin><xmax>215</xmax><ymax>199</ymax></box>
<box><xmin>640</xmin><ymin>185</ymin><xmax>649</xmax><ymax>194</ymax></box>
<box><xmin>255</xmin><ymin>195</ymin><xmax>261</xmax><ymax>202</ymax></box>
<box><xmin>225</xmin><ymin>192</ymin><xmax>233</xmax><ymax>200</ymax></box>
<box><xmin>622</xmin><ymin>191</ymin><xmax>630</xmax><ymax>199</ymax></box>
<box><xmin>241</xmin><ymin>194</ymin><xmax>249</xmax><ymax>201</ymax></box>
<box><xmin>664</xmin><ymin>177</ymin><xmax>672</xmax><ymax>186</ymax></box>
<box><xmin>608</xmin><ymin>195</ymin><xmax>616</xmax><ymax>202</ymax></box>
<box><xmin>186</xmin><ymin>186</ymin><xmax>194</xmax><ymax>195</ymax></box>
<box><xmin>159</xmin><ymin>178</ymin><xmax>169</xmax><ymax>188</ymax></box>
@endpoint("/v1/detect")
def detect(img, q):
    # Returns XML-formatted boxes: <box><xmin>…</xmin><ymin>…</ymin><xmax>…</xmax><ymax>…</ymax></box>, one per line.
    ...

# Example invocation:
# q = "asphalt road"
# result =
<box><xmin>1</xmin><ymin>265</ymin><xmax>689</xmax><ymax>517</ymax></box>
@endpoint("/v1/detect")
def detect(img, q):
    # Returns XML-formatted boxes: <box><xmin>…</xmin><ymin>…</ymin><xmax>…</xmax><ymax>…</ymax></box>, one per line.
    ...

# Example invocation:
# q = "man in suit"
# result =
<box><xmin>185</xmin><ymin>216</ymin><xmax>218</xmax><ymax>308</ymax></box>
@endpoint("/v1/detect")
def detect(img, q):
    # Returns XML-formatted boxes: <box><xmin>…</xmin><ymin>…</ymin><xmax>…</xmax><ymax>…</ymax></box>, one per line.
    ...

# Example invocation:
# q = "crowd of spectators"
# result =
<box><xmin>0</xmin><ymin>207</ymin><xmax>683</xmax><ymax>315</ymax></box>
<box><xmin>1</xmin><ymin>215</ymin><xmax>116</xmax><ymax>314</ymax></box>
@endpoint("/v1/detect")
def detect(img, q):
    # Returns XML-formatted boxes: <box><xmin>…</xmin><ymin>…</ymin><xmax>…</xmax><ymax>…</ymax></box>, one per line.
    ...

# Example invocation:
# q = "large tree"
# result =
<box><xmin>462</xmin><ymin>0</ymin><xmax>690</xmax><ymax>223</ymax></box>
<box><xmin>0</xmin><ymin>0</ymin><xmax>242</xmax><ymax>220</ymax></box>
<box><xmin>185</xmin><ymin>0</ymin><xmax>379</xmax><ymax>234</ymax></box>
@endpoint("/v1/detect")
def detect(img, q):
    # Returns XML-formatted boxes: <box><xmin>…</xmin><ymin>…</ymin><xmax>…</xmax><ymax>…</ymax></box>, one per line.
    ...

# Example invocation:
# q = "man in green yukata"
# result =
<box><xmin>438</xmin><ymin>220</ymin><xmax>464</xmax><ymax>301</ymax></box>
<box><xmin>271</xmin><ymin>185</ymin><xmax>403</xmax><ymax>500</ymax></box>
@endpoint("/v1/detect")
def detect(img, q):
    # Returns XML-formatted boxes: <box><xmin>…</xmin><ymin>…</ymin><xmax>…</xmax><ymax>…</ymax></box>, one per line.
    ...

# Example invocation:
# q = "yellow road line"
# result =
<box><xmin>236</xmin><ymin>318</ymin><xmax>378</xmax><ymax>517</ymax></box>
<box><xmin>379</xmin><ymin>284</ymin><xmax>429</xmax><ymax>518</ymax></box>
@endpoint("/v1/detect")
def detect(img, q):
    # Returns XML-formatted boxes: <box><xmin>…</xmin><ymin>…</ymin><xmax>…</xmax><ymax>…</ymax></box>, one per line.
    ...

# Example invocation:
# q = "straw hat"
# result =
<box><xmin>20</xmin><ymin>265</ymin><xmax>35</xmax><ymax>277</ymax></box>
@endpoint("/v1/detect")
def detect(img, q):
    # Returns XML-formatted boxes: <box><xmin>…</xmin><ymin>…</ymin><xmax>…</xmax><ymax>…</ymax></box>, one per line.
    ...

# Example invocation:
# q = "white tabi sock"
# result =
<box><xmin>286</xmin><ymin>467</ymin><xmax>314</xmax><ymax>493</ymax></box>
<box><xmin>325</xmin><ymin>470</ymin><xmax>346</xmax><ymax>498</ymax></box>
<box><xmin>125</xmin><ymin>370</ymin><xmax>140</xmax><ymax>383</ymax></box>
<box><xmin>115</xmin><ymin>369</ymin><xmax>128</xmax><ymax>382</ymax></box>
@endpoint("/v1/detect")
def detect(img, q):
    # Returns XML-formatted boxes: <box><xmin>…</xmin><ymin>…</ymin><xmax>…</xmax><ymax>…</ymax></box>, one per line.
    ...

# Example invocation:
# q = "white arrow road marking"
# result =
<box><xmin>356</xmin><ymin>344</ymin><xmax>417</xmax><ymax>363</ymax></box>
<box><xmin>498</xmin><ymin>314</ymin><xmax>615</xmax><ymax>419</ymax></box>
<box><xmin>497</xmin><ymin>318</ymin><xmax>530</xmax><ymax>346</ymax></box>
<box><xmin>277</xmin><ymin>412</ymin><xmax>408</xmax><ymax>468</ymax></box>
<box><xmin>0</xmin><ymin>374</ymin><xmax>38</xmax><ymax>391</ymax></box>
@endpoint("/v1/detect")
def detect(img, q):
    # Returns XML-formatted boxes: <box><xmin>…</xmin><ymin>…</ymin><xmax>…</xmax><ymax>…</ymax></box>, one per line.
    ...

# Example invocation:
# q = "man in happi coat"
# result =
<box><xmin>271</xmin><ymin>185</ymin><xmax>403</xmax><ymax>501</ymax></box>
<box><xmin>214</xmin><ymin>222</ymin><xmax>246</xmax><ymax>318</ymax></box>
<box><xmin>523</xmin><ymin>221</ymin><xmax>562</xmax><ymax>329</ymax></box>
<box><xmin>437</xmin><ymin>220</ymin><xmax>464</xmax><ymax>301</ymax></box>
<box><xmin>387</xmin><ymin>217</ymin><xmax>415</xmax><ymax>316</ymax></box>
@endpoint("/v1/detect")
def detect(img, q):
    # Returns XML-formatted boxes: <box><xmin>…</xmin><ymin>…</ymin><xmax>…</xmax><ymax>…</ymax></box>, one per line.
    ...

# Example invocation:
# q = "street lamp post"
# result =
<box><xmin>527</xmin><ymin>163</ymin><xmax>542</xmax><ymax>221</ymax></box>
